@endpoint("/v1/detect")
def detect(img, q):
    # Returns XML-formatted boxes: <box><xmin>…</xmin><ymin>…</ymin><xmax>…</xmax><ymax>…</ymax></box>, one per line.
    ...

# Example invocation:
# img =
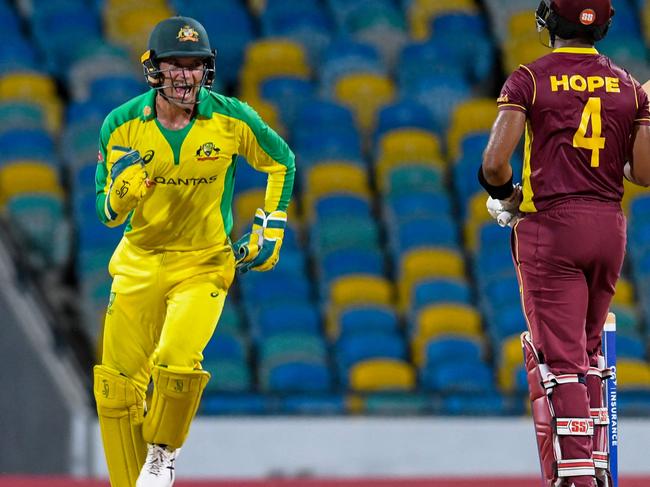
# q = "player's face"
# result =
<box><xmin>158</xmin><ymin>56</ymin><xmax>206</xmax><ymax>107</ymax></box>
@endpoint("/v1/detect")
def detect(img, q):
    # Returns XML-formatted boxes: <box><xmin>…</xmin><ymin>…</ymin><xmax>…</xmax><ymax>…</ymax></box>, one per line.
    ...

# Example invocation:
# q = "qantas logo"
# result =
<box><xmin>153</xmin><ymin>175</ymin><xmax>219</xmax><ymax>186</ymax></box>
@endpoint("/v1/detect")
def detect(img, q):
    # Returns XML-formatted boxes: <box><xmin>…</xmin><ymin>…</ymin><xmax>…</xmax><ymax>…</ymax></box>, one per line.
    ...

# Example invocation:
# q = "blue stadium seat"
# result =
<box><xmin>319</xmin><ymin>247</ymin><xmax>385</xmax><ymax>285</ymax></box>
<box><xmin>280</xmin><ymin>394</ymin><xmax>347</xmax><ymax>414</ymax></box>
<box><xmin>421</xmin><ymin>361</ymin><xmax>494</xmax><ymax>393</ymax></box>
<box><xmin>441</xmin><ymin>392</ymin><xmax>524</xmax><ymax>416</ymax></box>
<box><xmin>264</xmin><ymin>361</ymin><xmax>333</xmax><ymax>393</ymax></box>
<box><xmin>88</xmin><ymin>75</ymin><xmax>145</xmax><ymax>106</ymax></box>
<box><xmin>233</xmin><ymin>157</ymin><xmax>268</xmax><ymax>192</ymax></box>
<box><xmin>260</xmin><ymin>76</ymin><xmax>314</xmax><ymax>129</ymax></box>
<box><xmin>314</xmin><ymin>193</ymin><xmax>372</xmax><ymax>221</ymax></box>
<box><xmin>405</xmin><ymin>73</ymin><xmax>473</xmax><ymax>134</ymax></box>
<box><xmin>203</xmin><ymin>359</ymin><xmax>252</xmax><ymax>393</ymax></box>
<box><xmin>183</xmin><ymin>3</ymin><xmax>254</xmax><ymax>86</ymax></box>
<box><xmin>336</xmin><ymin>331</ymin><xmax>406</xmax><ymax>372</ymax></box>
<box><xmin>200</xmin><ymin>393</ymin><xmax>270</xmax><ymax>415</ymax></box>
<box><xmin>429</xmin><ymin>13</ymin><xmax>495</xmax><ymax>84</ymax></box>
<box><xmin>338</xmin><ymin>305</ymin><xmax>399</xmax><ymax>337</ymax></box>
<box><xmin>424</xmin><ymin>336</ymin><xmax>483</xmax><ymax>367</ymax></box>
<box><xmin>310</xmin><ymin>216</ymin><xmax>380</xmax><ymax>256</ymax></box>
<box><xmin>398</xmin><ymin>40</ymin><xmax>465</xmax><ymax>90</ymax></box>
<box><xmin>411</xmin><ymin>278</ymin><xmax>472</xmax><ymax>312</ymax></box>
<box><xmin>385</xmin><ymin>192</ymin><xmax>451</xmax><ymax>224</ymax></box>
<box><xmin>238</xmin><ymin>271</ymin><xmax>313</xmax><ymax>307</ymax></box>
<box><xmin>374</xmin><ymin>99</ymin><xmax>435</xmax><ymax>141</ymax></box>
<box><xmin>0</xmin><ymin>129</ymin><xmax>56</xmax><ymax>166</ymax></box>
<box><xmin>203</xmin><ymin>333</ymin><xmax>247</xmax><ymax>362</ymax></box>
<box><xmin>251</xmin><ymin>302</ymin><xmax>321</xmax><ymax>341</ymax></box>
<box><xmin>319</xmin><ymin>38</ymin><xmax>384</xmax><ymax>93</ymax></box>
<box><xmin>292</xmin><ymin>98</ymin><xmax>357</xmax><ymax>134</ymax></box>
<box><xmin>262</xmin><ymin>9</ymin><xmax>332</xmax><ymax>64</ymax></box>
<box><xmin>391</xmin><ymin>215</ymin><xmax>460</xmax><ymax>255</ymax></box>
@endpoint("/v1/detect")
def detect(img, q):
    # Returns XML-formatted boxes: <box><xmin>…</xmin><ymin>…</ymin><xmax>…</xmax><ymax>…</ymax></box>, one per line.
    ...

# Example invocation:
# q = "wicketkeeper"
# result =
<box><xmin>93</xmin><ymin>16</ymin><xmax>295</xmax><ymax>487</ymax></box>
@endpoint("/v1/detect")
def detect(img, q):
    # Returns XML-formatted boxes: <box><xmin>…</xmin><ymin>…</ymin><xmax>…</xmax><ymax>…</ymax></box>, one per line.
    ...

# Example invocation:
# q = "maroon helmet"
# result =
<box><xmin>536</xmin><ymin>0</ymin><xmax>615</xmax><ymax>43</ymax></box>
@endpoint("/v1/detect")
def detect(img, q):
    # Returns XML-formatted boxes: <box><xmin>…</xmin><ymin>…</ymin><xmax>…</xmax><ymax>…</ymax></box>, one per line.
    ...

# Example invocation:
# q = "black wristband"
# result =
<box><xmin>478</xmin><ymin>166</ymin><xmax>514</xmax><ymax>200</ymax></box>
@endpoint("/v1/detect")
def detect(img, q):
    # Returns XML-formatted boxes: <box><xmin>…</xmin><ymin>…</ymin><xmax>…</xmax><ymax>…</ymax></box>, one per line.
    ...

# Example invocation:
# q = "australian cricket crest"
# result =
<box><xmin>177</xmin><ymin>26</ymin><xmax>199</xmax><ymax>42</ymax></box>
<box><xmin>196</xmin><ymin>142</ymin><xmax>221</xmax><ymax>161</ymax></box>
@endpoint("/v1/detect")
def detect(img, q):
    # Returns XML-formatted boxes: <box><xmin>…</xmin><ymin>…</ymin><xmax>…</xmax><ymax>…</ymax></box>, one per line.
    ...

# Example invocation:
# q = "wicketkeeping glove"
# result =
<box><xmin>232</xmin><ymin>208</ymin><xmax>286</xmax><ymax>274</ymax></box>
<box><xmin>107</xmin><ymin>148</ymin><xmax>149</xmax><ymax>217</ymax></box>
<box><xmin>486</xmin><ymin>183</ymin><xmax>523</xmax><ymax>228</ymax></box>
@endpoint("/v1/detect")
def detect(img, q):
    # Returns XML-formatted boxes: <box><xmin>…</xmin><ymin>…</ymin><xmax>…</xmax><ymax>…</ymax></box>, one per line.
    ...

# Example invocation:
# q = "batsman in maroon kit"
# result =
<box><xmin>479</xmin><ymin>1</ymin><xmax>650</xmax><ymax>486</ymax></box>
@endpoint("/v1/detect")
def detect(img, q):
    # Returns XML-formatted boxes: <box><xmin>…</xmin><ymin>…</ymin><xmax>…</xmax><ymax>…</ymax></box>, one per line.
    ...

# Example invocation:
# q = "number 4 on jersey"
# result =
<box><xmin>573</xmin><ymin>97</ymin><xmax>606</xmax><ymax>167</ymax></box>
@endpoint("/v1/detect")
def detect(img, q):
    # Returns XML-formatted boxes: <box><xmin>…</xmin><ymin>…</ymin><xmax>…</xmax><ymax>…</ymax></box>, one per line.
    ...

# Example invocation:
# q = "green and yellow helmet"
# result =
<box><xmin>140</xmin><ymin>16</ymin><xmax>216</xmax><ymax>92</ymax></box>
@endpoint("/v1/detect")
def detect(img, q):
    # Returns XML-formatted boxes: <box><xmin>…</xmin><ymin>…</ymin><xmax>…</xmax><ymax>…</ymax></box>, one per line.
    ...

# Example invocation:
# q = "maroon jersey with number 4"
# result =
<box><xmin>498</xmin><ymin>46</ymin><xmax>650</xmax><ymax>212</ymax></box>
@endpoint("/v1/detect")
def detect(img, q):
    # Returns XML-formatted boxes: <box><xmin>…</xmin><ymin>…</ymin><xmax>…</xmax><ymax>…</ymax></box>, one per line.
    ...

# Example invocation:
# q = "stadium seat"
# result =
<box><xmin>334</xmin><ymin>72</ymin><xmax>396</xmax><ymax>134</ymax></box>
<box><xmin>203</xmin><ymin>359</ymin><xmax>252</xmax><ymax>393</ymax></box>
<box><xmin>333</xmin><ymin>305</ymin><xmax>399</xmax><ymax>340</ymax></box>
<box><xmin>336</xmin><ymin>331</ymin><xmax>407</xmax><ymax>372</ymax></box>
<box><xmin>348</xmin><ymin>358</ymin><xmax>416</xmax><ymax>392</ymax></box>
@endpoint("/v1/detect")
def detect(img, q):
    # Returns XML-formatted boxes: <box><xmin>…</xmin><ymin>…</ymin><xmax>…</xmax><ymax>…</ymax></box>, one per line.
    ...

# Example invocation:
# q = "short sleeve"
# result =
<box><xmin>632</xmin><ymin>77</ymin><xmax>650</xmax><ymax>126</ymax></box>
<box><xmin>497</xmin><ymin>65</ymin><xmax>535</xmax><ymax>113</ymax></box>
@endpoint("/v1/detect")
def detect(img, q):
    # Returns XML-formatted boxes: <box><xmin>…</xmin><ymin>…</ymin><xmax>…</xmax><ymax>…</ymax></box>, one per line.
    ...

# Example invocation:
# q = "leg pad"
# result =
<box><xmin>94</xmin><ymin>365</ymin><xmax>147</xmax><ymax>487</ymax></box>
<box><xmin>142</xmin><ymin>366</ymin><xmax>210</xmax><ymax>450</ymax></box>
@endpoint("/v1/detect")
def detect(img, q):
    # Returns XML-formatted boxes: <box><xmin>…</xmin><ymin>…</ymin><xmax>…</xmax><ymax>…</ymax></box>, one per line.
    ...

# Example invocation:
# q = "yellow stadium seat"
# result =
<box><xmin>508</xmin><ymin>10</ymin><xmax>537</xmax><ymax>40</ymax></box>
<box><xmin>232</xmin><ymin>187</ymin><xmax>298</xmax><ymax>237</ymax></box>
<box><xmin>239</xmin><ymin>97</ymin><xmax>286</xmax><ymax>138</ymax></box>
<box><xmin>375</xmin><ymin>129</ymin><xmax>445</xmax><ymax>183</ymax></box>
<box><xmin>612</xmin><ymin>277</ymin><xmax>635</xmax><ymax>307</ymax></box>
<box><xmin>0</xmin><ymin>73</ymin><xmax>62</xmax><ymax>132</ymax></box>
<box><xmin>413</xmin><ymin>304</ymin><xmax>482</xmax><ymax>338</ymax></box>
<box><xmin>240</xmin><ymin>39</ymin><xmax>310</xmax><ymax>97</ymax></box>
<box><xmin>0</xmin><ymin>162</ymin><xmax>62</xmax><ymax>204</ymax></box>
<box><xmin>329</xmin><ymin>275</ymin><xmax>394</xmax><ymax>310</ymax></box>
<box><xmin>616</xmin><ymin>359</ymin><xmax>650</xmax><ymax>390</ymax></box>
<box><xmin>304</xmin><ymin>163</ymin><xmax>370</xmax><ymax>209</ymax></box>
<box><xmin>397</xmin><ymin>248</ymin><xmax>466</xmax><ymax>310</ymax></box>
<box><xmin>105</xmin><ymin>5</ymin><xmax>173</xmax><ymax>58</ymax></box>
<box><xmin>333</xmin><ymin>73</ymin><xmax>396</xmax><ymax>134</ymax></box>
<box><xmin>447</xmin><ymin>98</ymin><xmax>497</xmax><ymax>161</ymax></box>
<box><xmin>349</xmin><ymin>359</ymin><xmax>416</xmax><ymax>392</ymax></box>
<box><xmin>497</xmin><ymin>334</ymin><xmax>526</xmax><ymax>391</ymax></box>
<box><xmin>464</xmin><ymin>192</ymin><xmax>494</xmax><ymax>252</ymax></box>
<box><xmin>408</xmin><ymin>0</ymin><xmax>478</xmax><ymax>40</ymax></box>
<box><xmin>0</xmin><ymin>72</ymin><xmax>57</xmax><ymax>100</ymax></box>
<box><xmin>411</xmin><ymin>304</ymin><xmax>483</xmax><ymax>364</ymax></box>
<box><xmin>503</xmin><ymin>39</ymin><xmax>551</xmax><ymax>75</ymax></box>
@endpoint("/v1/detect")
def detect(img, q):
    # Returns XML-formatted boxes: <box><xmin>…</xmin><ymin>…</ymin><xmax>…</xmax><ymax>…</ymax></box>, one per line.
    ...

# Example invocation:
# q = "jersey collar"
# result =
<box><xmin>553</xmin><ymin>47</ymin><xmax>599</xmax><ymax>55</ymax></box>
<box><xmin>140</xmin><ymin>88</ymin><xmax>213</xmax><ymax>121</ymax></box>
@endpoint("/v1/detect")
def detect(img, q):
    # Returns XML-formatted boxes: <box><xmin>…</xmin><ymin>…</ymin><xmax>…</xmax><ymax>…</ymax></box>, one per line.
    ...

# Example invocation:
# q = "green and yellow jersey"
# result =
<box><xmin>95</xmin><ymin>88</ymin><xmax>295</xmax><ymax>251</ymax></box>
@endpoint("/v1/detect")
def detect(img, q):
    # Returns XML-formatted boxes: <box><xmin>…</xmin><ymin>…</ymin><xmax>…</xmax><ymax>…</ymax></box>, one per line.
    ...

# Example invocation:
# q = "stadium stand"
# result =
<box><xmin>0</xmin><ymin>0</ymin><xmax>649</xmax><ymax>418</ymax></box>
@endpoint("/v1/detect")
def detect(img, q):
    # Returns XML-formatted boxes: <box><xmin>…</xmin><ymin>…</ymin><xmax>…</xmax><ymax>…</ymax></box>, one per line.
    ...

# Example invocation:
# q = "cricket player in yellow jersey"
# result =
<box><xmin>92</xmin><ymin>16</ymin><xmax>295</xmax><ymax>487</ymax></box>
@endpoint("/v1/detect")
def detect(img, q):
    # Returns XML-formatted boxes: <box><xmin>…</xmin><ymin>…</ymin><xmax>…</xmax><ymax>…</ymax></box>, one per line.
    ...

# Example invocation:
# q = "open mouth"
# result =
<box><xmin>174</xmin><ymin>85</ymin><xmax>193</xmax><ymax>98</ymax></box>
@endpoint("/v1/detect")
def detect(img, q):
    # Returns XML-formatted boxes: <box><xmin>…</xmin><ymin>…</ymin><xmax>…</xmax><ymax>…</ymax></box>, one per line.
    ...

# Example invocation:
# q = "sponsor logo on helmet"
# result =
<box><xmin>579</xmin><ymin>9</ymin><xmax>596</xmax><ymax>25</ymax></box>
<box><xmin>177</xmin><ymin>26</ymin><xmax>200</xmax><ymax>42</ymax></box>
<box><xmin>196</xmin><ymin>142</ymin><xmax>221</xmax><ymax>161</ymax></box>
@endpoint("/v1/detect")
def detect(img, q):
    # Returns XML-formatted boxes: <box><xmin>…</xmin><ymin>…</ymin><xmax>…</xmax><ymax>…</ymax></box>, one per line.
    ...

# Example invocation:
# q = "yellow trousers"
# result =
<box><xmin>101</xmin><ymin>236</ymin><xmax>235</xmax><ymax>396</ymax></box>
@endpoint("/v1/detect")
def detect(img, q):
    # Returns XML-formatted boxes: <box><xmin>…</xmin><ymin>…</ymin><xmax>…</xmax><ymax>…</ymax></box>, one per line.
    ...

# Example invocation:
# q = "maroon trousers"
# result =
<box><xmin>512</xmin><ymin>199</ymin><xmax>626</xmax><ymax>486</ymax></box>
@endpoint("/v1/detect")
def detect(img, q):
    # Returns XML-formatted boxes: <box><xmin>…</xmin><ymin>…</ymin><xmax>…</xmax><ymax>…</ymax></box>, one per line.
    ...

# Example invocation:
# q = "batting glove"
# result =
<box><xmin>233</xmin><ymin>208</ymin><xmax>287</xmax><ymax>274</ymax></box>
<box><xmin>486</xmin><ymin>183</ymin><xmax>523</xmax><ymax>228</ymax></box>
<box><xmin>107</xmin><ymin>148</ymin><xmax>149</xmax><ymax>217</ymax></box>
